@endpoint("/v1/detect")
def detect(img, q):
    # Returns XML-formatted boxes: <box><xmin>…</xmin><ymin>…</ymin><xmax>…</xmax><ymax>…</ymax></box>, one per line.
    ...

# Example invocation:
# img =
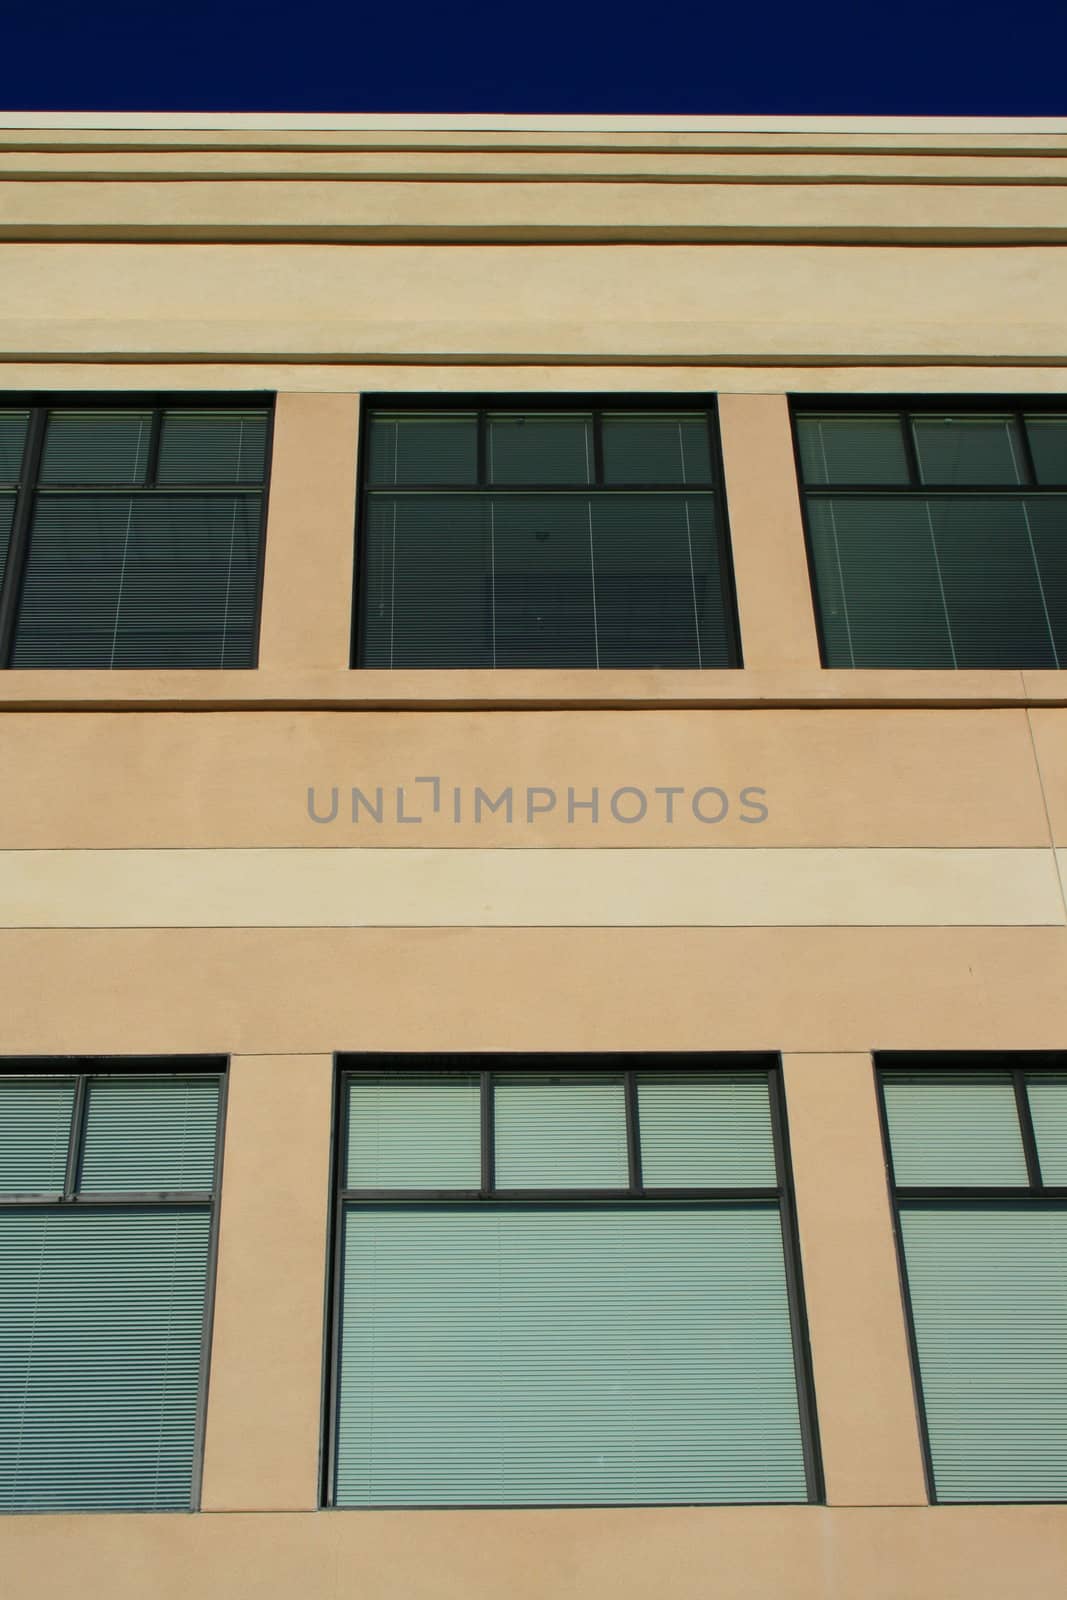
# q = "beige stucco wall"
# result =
<box><xmin>1</xmin><ymin>115</ymin><xmax>1066</xmax><ymax>1599</ymax></box>
<box><xmin>6</xmin><ymin>1505</ymin><xmax>1067</xmax><ymax>1600</ymax></box>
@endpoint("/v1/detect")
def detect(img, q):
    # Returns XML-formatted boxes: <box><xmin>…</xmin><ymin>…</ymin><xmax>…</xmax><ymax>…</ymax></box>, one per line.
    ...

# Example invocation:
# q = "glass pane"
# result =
<box><xmin>913</xmin><ymin>416</ymin><xmax>1025</xmax><ymax>486</ymax></box>
<box><xmin>359</xmin><ymin>491</ymin><xmax>736</xmax><ymax>671</ymax></box>
<box><xmin>336</xmin><ymin>1203</ymin><xmax>806</xmax><ymax>1506</ymax></box>
<box><xmin>12</xmin><ymin>494</ymin><xmax>262</xmax><ymax>668</ymax></box>
<box><xmin>899</xmin><ymin>1200</ymin><xmax>1067</xmax><ymax>1501</ymax></box>
<box><xmin>807</xmin><ymin>498</ymin><xmax>956</xmax><ymax>668</ymax></box>
<box><xmin>1027</xmin><ymin>1075</ymin><xmax>1067</xmax><ymax>1186</ymax></box>
<box><xmin>0</xmin><ymin>411</ymin><xmax>29</xmax><ymax>481</ymax></box>
<box><xmin>1026</xmin><ymin>497</ymin><xmax>1067</xmax><ymax>668</ymax></box>
<box><xmin>488</xmin><ymin>413</ymin><xmax>592</xmax><ymax>485</ymax></box>
<box><xmin>78</xmin><ymin>1078</ymin><xmax>219</xmax><ymax>1194</ymax></box>
<box><xmin>796</xmin><ymin>415</ymin><xmax>909</xmax><ymax>485</ymax></box>
<box><xmin>368</xmin><ymin>414</ymin><xmax>477</xmax><ymax>485</ymax></box>
<box><xmin>346</xmin><ymin>1077</ymin><xmax>481</xmax><ymax>1190</ymax></box>
<box><xmin>602</xmin><ymin>415</ymin><xmax>713</xmax><ymax>485</ymax></box>
<box><xmin>494</xmin><ymin>1077</ymin><xmax>628</xmax><ymax>1188</ymax></box>
<box><xmin>1026</xmin><ymin>416</ymin><xmax>1067</xmax><ymax>485</ymax></box>
<box><xmin>591</xmin><ymin>494</ymin><xmax>729</xmax><ymax>668</ymax></box>
<box><xmin>0</xmin><ymin>1079</ymin><xmax>75</xmax><ymax>1194</ymax></box>
<box><xmin>157</xmin><ymin>411</ymin><xmax>268</xmax><ymax>484</ymax></box>
<box><xmin>40</xmin><ymin>411</ymin><xmax>151</xmax><ymax>485</ymax></box>
<box><xmin>638</xmin><ymin>1074</ymin><xmax>775</xmax><ymax>1187</ymax></box>
<box><xmin>492</xmin><ymin>495</ymin><xmax>596</xmax><ymax>667</ymax></box>
<box><xmin>0</xmin><ymin>493</ymin><xmax>14</xmax><ymax>594</ymax></box>
<box><xmin>928</xmin><ymin>498</ymin><xmax>1057</xmax><ymax>668</ymax></box>
<box><xmin>882</xmin><ymin>1073</ymin><xmax>1027</xmax><ymax>1186</ymax></box>
<box><xmin>359</xmin><ymin>494</ymin><xmax>492</xmax><ymax>668</ymax></box>
<box><xmin>0</xmin><ymin>1208</ymin><xmax>211</xmax><ymax>1510</ymax></box>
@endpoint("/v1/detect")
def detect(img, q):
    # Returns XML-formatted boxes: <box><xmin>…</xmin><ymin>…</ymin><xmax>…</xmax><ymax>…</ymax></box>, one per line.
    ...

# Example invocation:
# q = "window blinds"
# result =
<box><xmin>334</xmin><ymin>1069</ymin><xmax>810</xmax><ymax>1506</ymax></box>
<box><xmin>0</xmin><ymin>411</ymin><xmax>28</xmax><ymax>599</ymax></box>
<box><xmin>336</xmin><ymin>1203</ymin><xmax>806</xmax><ymax>1506</ymax></box>
<box><xmin>798</xmin><ymin>411</ymin><xmax>1067</xmax><ymax>669</ymax></box>
<box><xmin>0</xmin><ymin>1071</ymin><xmax>219</xmax><ymax>1511</ymax></box>
<box><xmin>0</xmin><ymin>1209</ymin><xmax>212</xmax><ymax>1510</ymax></box>
<box><xmin>899</xmin><ymin>1202</ymin><xmax>1067</xmax><ymax>1501</ymax></box>
<box><xmin>358</xmin><ymin>409</ymin><xmax>737</xmax><ymax>670</ymax></box>
<box><xmin>6</xmin><ymin>407</ymin><xmax>269</xmax><ymax>669</ymax></box>
<box><xmin>882</xmin><ymin>1069</ymin><xmax>1067</xmax><ymax>1502</ymax></box>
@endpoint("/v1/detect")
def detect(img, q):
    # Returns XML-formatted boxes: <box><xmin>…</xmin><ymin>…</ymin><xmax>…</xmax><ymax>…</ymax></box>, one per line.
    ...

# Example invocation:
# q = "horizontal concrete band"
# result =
<box><xmin>0</xmin><ymin>848</ymin><xmax>1062</xmax><ymax>930</ymax></box>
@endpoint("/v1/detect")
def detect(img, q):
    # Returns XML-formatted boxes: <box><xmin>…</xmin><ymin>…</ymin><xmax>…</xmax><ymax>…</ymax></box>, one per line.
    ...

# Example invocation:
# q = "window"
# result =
<box><xmin>878</xmin><ymin>1056</ymin><xmax>1067</xmax><ymax>1502</ymax></box>
<box><xmin>327</xmin><ymin>1057</ymin><xmax>820</xmax><ymax>1506</ymax></box>
<box><xmin>794</xmin><ymin>403</ymin><xmax>1067</xmax><ymax>668</ymax></box>
<box><xmin>0</xmin><ymin>400</ymin><xmax>271</xmax><ymax>667</ymax></box>
<box><xmin>354</xmin><ymin>401</ymin><xmax>740</xmax><ymax>668</ymax></box>
<box><xmin>0</xmin><ymin>1061</ymin><xmax>224</xmax><ymax>1510</ymax></box>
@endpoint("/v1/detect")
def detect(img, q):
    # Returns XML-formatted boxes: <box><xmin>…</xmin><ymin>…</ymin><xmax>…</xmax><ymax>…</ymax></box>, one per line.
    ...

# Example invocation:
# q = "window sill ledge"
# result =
<box><xmin>0</xmin><ymin>667</ymin><xmax>1062</xmax><ymax>711</ymax></box>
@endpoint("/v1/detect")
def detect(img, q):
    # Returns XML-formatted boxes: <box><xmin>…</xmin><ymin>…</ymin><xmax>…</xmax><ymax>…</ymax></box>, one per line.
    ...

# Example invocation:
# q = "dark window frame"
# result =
<box><xmin>351</xmin><ymin>394</ymin><xmax>743</xmax><ymax>670</ymax></box>
<box><xmin>789</xmin><ymin>395</ymin><xmax>1067</xmax><ymax>670</ymax></box>
<box><xmin>875</xmin><ymin>1050</ymin><xmax>1067</xmax><ymax>1506</ymax></box>
<box><xmin>0</xmin><ymin>1053</ymin><xmax>229</xmax><ymax>1512</ymax></box>
<box><xmin>0</xmin><ymin>393</ymin><xmax>275</xmax><ymax>670</ymax></box>
<box><xmin>322</xmin><ymin>1051</ymin><xmax>823</xmax><ymax>1509</ymax></box>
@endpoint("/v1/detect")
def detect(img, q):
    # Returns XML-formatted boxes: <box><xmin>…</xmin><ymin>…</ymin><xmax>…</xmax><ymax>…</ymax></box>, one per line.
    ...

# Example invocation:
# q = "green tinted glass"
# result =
<box><xmin>13</xmin><ymin>494</ymin><xmax>262</xmax><ymax>668</ymax></box>
<box><xmin>601</xmin><ymin>414</ymin><xmax>713</xmax><ymax>485</ymax></box>
<box><xmin>358</xmin><ymin>407</ymin><xmax>735</xmax><ymax>670</ymax></box>
<box><xmin>0</xmin><ymin>1208</ymin><xmax>211</xmax><ymax>1510</ymax></box>
<box><xmin>807</xmin><ymin>498</ymin><xmax>956</xmax><ymax>668</ymax></box>
<box><xmin>40</xmin><ymin>411</ymin><xmax>151</xmax><ymax>485</ymax></box>
<box><xmin>797</xmin><ymin>415</ymin><xmax>909</xmax><ymax>485</ymax></box>
<box><xmin>157</xmin><ymin>411</ymin><xmax>267</xmax><ymax>483</ymax></box>
<box><xmin>883</xmin><ymin>1073</ymin><xmax>1028</xmax><ymax>1186</ymax></box>
<box><xmin>900</xmin><ymin>1201</ymin><xmax>1067</xmax><ymax>1501</ymax></box>
<box><xmin>0</xmin><ymin>1079</ymin><xmax>75</xmax><ymax>1194</ymax></box>
<box><xmin>361</xmin><ymin>491</ymin><xmax>726</xmax><ymax>670</ymax></box>
<box><xmin>368</xmin><ymin>414</ymin><xmax>477</xmax><ymax>484</ymax></box>
<box><xmin>1026</xmin><ymin>416</ymin><xmax>1067</xmax><ymax>485</ymax></box>
<box><xmin>926</xmin><ymin>498</ymin><xmax>1058</xmax><ymax>667</ymax></box>
<box><xmin>0</xmin><ymin>493</ymin><xmax>14</xmax><ymax>595</ymax></box>
<box><xmin>912</xmin><ymin>416</ymin><xmax>1025</xmax><ymax>486</ymax></box>
<box><xmin>1027</xmin><ymin>1075</ymin><xmax>1067</xmax><ymax>1186</ymax></box>
<box><xmin>638</xmin><ymin>1074</ymin><xmax>776</xmax><ymax>1187</ymax></box>
<box><xmin>346</xmin><ymin>1077</ymin><xmax>481</xmax><ymax>1190</ymax></box>
<box><xmin>809</xmin><ymin>496</ymin><xmax>1064</xmax><ymax>669</ymax></box>
<box><xmin>488</xmin><ymin>413</ymin><xmax>592</xmax><ymax>485</ymax></box>
<box><xmin>336</xmin><ymin>1203</ymin><xmax>806</xmax><ymax>1506</ymax></box>
<box><xmin>0</xmin><ymin>411</ymin><xmax>28</xmax><ymax>481</ymax></box>
<box><xmin>78</xmin><ymin>1077</ymin><xmax>219</xmax><ymax>1194</ymax></box>
<box><xmin>494</xmin><ymin>1077</ymin><xmax>629</xmax><ymax>1188</ymax></box>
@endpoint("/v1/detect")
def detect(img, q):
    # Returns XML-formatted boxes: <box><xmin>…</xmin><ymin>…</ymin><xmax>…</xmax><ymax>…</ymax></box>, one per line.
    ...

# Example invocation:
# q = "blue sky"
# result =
<box><xmin>3</xmin><ymin>0</ymin><xmax>1065</xmax><ymax>113</ymax></box>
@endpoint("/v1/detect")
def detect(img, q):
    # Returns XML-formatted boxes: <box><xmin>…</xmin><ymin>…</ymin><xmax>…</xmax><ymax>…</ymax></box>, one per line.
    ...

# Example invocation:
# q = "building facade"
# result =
<box><xmin>1</xmin><ymin>113</ymin><xmax>1067</xmax><ymax>1597</ymax></box>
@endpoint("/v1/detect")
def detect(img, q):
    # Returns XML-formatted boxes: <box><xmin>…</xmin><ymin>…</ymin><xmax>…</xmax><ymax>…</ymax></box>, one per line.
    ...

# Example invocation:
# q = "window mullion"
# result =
<box><xmin>0</xmin><ymin>406</ymin><xmax>47</xmax><ymax>665</ymax></box>
<box><xmin>144</xmin><ymin>407</ymin><xmax>164</xmax><ymax>488</ymax></box>
<box><xmin>899</xmin><ymin>409</ymin><xmax>922</xmax><ymax>487</ymax></box>
<box><xmin>1013</xmin><ymin>1069</ymin><xmax>1043</xmax><ymax>1189</ymax></box>
<box><xmin>1016</xmin><ymin>409</ymin><xmax>1040</xmax><ymax>487</ymax></box>
<box><xmin>480</xmin><ymin>1071</ymin><xmax>494</xmax><ymax>1197</ymax></box>
<box><xmin>62</xmin><ymin>1073</ymin><xmax>88</xmax><ymax>1201</ymax></box>
<box><xmin>624</xmin><ymin>1071</ymin><xmax>643</xmax><ymax>1195</ymax></box>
